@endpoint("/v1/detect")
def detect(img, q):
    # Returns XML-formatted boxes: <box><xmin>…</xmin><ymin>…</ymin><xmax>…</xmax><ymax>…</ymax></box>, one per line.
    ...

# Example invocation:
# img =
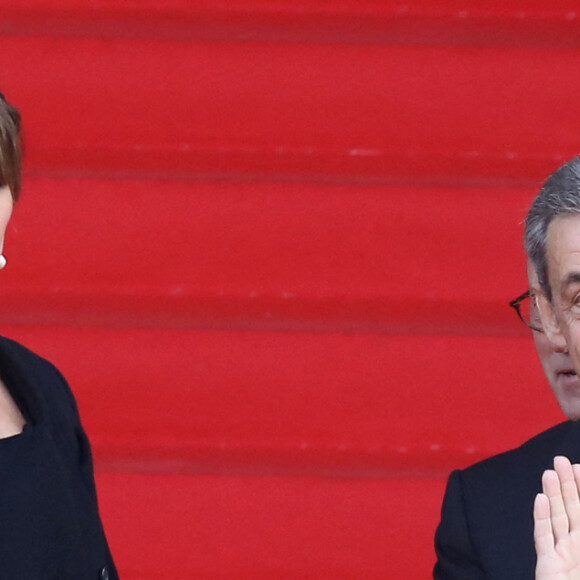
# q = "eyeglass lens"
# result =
<box><xmin>519</xmin><ymin>295</ymin><xmax>542</xmax><ymax>329</ymax></box>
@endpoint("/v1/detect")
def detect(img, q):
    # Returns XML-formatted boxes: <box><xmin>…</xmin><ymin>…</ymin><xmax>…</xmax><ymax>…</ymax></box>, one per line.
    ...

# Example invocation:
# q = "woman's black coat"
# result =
<box><xmin>0</xmin><ymin>335</ymin><xmax>118</xmax><ymax>580</ymax></box>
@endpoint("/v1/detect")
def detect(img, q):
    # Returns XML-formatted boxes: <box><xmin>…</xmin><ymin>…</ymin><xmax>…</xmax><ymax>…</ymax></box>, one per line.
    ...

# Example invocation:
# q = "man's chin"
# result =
<box><xmin>561</xmin><ymin>399</ymin><xmax>580</xmax><ymax>421</ymax></box>
<box><xmin>554</xmin><ymin>374</ymin><xmax>580</xmax><ymax>419</ymax></box>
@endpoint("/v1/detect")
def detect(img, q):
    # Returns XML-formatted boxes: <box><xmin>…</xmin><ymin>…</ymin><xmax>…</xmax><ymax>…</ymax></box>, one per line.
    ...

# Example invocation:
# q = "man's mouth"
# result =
<box><xmin>557</xmin><ymin>370</ymin><xmax>580</xmax><ymax>394</ymax></box>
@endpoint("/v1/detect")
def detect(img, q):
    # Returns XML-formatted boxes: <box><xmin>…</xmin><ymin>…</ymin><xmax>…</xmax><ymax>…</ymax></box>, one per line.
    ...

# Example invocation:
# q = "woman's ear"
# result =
<box><xmin>537</xmin><ymin>291</ymin><xmax>569</xmax><ymax>351</ymax></box>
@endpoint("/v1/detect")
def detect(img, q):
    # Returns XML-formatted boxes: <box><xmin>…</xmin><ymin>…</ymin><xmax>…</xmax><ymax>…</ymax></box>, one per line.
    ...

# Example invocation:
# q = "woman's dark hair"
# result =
<box><xmin>0</xmin><ymin>92</ymin><xmax>22</xmax><ymax>201</ymax></box>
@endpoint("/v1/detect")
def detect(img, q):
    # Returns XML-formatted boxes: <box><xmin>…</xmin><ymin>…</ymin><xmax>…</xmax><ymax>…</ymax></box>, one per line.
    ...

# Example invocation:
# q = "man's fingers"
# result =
<box><xmin>573</xmin><ymin>463</ymin><xmax>580</xmax><ymax>495</ymax></box>
<box><xmin>554</xmin><ymin>456</ymin><xmax>580</xmax><ymax>532</ymax></box>
<box><xmin>534</xmin><ymin>492</ymin><xmax>555</xmax><ymax>557</ymax></box>
<box><xmin>543</xmin><ymin>469</ymin><xmax>569</xmax><ymax>541</ymax></box>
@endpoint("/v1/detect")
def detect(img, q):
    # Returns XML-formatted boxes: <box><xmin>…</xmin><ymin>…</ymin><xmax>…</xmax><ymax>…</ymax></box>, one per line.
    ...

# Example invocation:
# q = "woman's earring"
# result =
<box><xmin>0</xmin><ymin>255</ymin><xmax>8</xmax><ymax>269</ymax></box>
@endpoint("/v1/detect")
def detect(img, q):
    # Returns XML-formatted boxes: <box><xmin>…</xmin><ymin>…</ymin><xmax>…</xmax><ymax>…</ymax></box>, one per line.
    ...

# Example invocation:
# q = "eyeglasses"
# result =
<box><xmin>509</xmin><ymin>291</ymin><xmax>544</xmax><ymax>333</ymax></box>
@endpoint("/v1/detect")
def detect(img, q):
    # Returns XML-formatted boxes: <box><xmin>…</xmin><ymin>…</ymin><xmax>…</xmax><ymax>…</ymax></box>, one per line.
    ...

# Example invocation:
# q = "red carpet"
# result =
<box><xmin>0</xmin><ymin>1</ymin><xmax>575</xmax><ymax>577</ymax></box>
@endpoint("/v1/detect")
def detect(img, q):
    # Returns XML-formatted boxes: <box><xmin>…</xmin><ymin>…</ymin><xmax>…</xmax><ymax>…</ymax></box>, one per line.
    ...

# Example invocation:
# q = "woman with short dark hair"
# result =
<box><xmin>0</xmin><ymin>92</ymin><xmax>118</xmax><ymax>580</ymax></box>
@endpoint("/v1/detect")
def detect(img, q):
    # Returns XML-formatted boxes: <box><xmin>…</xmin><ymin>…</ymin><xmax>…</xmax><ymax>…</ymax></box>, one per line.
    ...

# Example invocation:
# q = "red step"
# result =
<box><xmin>0</xmin><ymin>325</ymin><xmax>562</xmax><ymax>476</ymax></box>
<box><xmin>3</xmin><ymin>177</ymin><xmax>533</xmax><ymax>335</ymax></box>
<box><xmin>1</xmin><ymin>0</ymin><xmax>580</xmax><ymax>47</ymax></box>
<box><xmin>96</xmin><ymin>471</ymin><xmax>447</xmax><ymax>579</ymax></box>
<box><xmin>0</xmin><ymin>4</ymin><xmax>565</xmax><ymax>579</ymax></box>
<box><xmin>0</xmin><ymin>37</ymin><xmax>577</xmax><ymax>182</ymax></box>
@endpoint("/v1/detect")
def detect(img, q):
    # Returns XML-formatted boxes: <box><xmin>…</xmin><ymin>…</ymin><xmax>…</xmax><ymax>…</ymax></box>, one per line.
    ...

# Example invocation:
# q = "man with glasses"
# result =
<box><xmin>434</xmin><ymin>157</ymin><xmax>580</xmax><ymax>579</ymax></box>
<box><xmin>511</xmin><ymin>264</ymin><xmax>580</xmax><ymax>421</ymax></box>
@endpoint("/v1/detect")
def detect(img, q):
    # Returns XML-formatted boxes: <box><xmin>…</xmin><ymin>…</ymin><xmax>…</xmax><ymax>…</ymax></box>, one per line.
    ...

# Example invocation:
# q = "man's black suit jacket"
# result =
<box><xmin>434</xmin><ymin>420</ymin><xmax>580</xmax><ymax>579</ymax></box>
<box><xmin>0</xmin><ymin>335</ymin><xmax>118</xmax><ymax>579</ymax></box>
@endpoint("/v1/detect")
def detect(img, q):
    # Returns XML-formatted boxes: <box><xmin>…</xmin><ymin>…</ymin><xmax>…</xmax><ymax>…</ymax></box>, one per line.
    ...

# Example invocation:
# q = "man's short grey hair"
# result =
<box><xmin>525</xmin><ymin>156</ymin><xmax>580</xmax><ymax>301</ymax></box>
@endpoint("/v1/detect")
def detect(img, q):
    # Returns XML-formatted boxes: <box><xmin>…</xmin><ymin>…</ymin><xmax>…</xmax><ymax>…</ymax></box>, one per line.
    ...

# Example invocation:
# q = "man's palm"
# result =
<box><xmin>535</xmin><ymin>457</ymin><xmax>580</xmax><ymax>580</ymax></box>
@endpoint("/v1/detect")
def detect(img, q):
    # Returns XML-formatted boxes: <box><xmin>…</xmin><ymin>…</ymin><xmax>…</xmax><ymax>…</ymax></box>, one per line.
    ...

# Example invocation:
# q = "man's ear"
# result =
<box><xmin>537</xmin><ymin>291</ymin><xmax>568</xmax><ymax>350</ymax></box>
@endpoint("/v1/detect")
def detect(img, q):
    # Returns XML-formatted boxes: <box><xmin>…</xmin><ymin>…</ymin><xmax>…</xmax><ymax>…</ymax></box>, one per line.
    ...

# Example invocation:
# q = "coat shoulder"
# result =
<box><xmin>462</xmin><ymin>421</ymin><xmax>578</xmax><ymax>485</ymax></box>
<box><xmin>0</xmin><ymin>335</ymin><xmax>62</xmax><ymax>382</ymax></box>
<box><xmin>0</xmin><ymin>335</ymin><xmax>78</xmax><ymax>425</ymax></box>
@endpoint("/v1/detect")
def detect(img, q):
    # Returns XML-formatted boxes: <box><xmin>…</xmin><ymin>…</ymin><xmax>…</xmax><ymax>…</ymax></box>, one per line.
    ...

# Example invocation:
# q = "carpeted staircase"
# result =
<box><xmin>0</xmin><ymin>1</ymin><xmax>576</xmax><ymax>577</ymax></box>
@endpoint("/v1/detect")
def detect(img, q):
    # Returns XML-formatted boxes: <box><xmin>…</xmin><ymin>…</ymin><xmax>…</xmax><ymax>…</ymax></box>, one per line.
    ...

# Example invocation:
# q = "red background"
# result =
<box><xmin>0</xmin><ymin>1</ymin><xmax>576</xmax><ymax>577</ymax></box>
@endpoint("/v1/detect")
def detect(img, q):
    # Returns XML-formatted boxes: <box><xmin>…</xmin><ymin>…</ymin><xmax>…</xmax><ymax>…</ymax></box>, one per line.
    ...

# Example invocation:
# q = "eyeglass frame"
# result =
<box><xmin>509</xmin><ymin>290</ymin><xmax>544</xmax><ymax>333</ymax></box>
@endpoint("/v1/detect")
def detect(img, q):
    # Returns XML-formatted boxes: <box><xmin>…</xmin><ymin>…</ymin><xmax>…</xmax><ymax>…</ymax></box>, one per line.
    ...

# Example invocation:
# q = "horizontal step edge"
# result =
<box><xmin>1</xmin><ymin>5</ymin><xmax>580</xmax><ymax>47</ymax></box>
<box><xmin>23</xmin><ymin>148</ymin><xmax>568</xmax><ymax>187</ymax></box>
<box><xmin>91</xmin><ymin>444</ymin><xmax>492</xmax><ymax>479</ymax></box>
<box><xmin>0</xmin><ymin>290</ymin><xmax>528</xmax><ymax>336</ymax></box>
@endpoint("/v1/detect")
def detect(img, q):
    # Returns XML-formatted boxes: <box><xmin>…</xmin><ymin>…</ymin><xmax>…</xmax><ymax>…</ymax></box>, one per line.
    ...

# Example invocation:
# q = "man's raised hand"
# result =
<box><xmin>535</xmin><ymin>456</ymin><xmax>580</xmax><ymax>579</ymax></box>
